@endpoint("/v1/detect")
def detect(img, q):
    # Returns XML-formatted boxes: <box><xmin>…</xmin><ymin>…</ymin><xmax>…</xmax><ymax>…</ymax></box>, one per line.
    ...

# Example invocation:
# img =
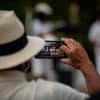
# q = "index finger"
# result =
<box><xmin>61</xmin><ymin>38</ymin><xmax>76</xmax><ymax>49</ymax></box>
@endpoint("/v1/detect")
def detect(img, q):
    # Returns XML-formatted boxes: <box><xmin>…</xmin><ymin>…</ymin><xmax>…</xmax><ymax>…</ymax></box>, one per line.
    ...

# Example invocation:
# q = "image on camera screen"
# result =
<box><xmin>35</xmin><ymin>41</ymin><xmax>67</xmax><ymax>58</ymax></box>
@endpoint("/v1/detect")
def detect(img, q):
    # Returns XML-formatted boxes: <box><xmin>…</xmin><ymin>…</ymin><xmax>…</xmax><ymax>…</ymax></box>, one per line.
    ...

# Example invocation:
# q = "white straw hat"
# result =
<box><xmin>0</xmin><ymin>10</ymin><xmax>45</xmax><ymax>70</ymax></box>
<box><xmin>34</xmin><ymin>2</ymin><xmax>53</xmax><ymax>15</ymax></box>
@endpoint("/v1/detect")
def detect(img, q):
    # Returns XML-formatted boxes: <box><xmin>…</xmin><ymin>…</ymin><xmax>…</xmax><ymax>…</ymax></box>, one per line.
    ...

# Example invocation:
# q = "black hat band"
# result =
<box><xmin>0</xmin><ymin>33</ymin><xmax>28</xmax><ymax>56</ymax></box>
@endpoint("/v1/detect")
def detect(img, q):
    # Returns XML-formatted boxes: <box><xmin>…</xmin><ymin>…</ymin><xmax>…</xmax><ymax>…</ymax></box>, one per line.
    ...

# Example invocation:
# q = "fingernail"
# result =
<box><xmin>61</xmin><ymin>38</ymin><xmax>65</xmax><ymax>41</ymax></box>
<box><xmin>61</xmin><ymin>59</ymin><xmax>65</xmax><ymax>62</ymax></box>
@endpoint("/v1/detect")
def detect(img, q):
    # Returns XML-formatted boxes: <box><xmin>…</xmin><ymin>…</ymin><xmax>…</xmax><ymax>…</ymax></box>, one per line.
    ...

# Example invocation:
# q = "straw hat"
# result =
<box><xmin>0</xmin><ymin>10</ymin><xmax>45</xmax><ymax>70</ymax></box>
<box><xmin>34</xmin><ymin>2</ymin><xmax>53</xmax><ymax>15</ymax></box>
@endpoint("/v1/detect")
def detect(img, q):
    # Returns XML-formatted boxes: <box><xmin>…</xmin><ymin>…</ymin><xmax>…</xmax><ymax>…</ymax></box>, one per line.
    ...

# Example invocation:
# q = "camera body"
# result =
<box><xmin>35</xmin><ymin>40</ymin><xmax>67</xmax><ymax>58</ymax></box>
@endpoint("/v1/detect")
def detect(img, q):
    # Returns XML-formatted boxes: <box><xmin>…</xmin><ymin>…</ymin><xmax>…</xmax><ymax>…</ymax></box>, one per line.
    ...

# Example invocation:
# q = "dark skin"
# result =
<box><xmin>0</xmin><ymin>61</ymin><xmax>45</xmax><ymax>81</ymax></box>
<box><xmin>0</xmin><ymin>63</ymin><xmax>28</xmax><ymax>72</ymax></box>
<box><xmin>60</xmin><ymin>38</ymin><xmax>100</xmax><ymax>95</ymax></box>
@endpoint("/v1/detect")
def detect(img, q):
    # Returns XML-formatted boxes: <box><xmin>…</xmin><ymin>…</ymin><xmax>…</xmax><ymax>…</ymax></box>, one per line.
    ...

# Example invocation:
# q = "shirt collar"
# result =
<box><xmin>0</xmin><ymin>70</ymin><xmax>26</xmax><ymax>81</ymax></box>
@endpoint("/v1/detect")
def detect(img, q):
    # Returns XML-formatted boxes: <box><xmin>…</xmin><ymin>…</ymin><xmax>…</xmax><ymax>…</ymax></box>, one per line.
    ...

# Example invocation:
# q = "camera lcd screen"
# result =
<box><xmin>35</xmin><ymin>41</ymin><xmax>67</xmax><ymax>58</ymax></box>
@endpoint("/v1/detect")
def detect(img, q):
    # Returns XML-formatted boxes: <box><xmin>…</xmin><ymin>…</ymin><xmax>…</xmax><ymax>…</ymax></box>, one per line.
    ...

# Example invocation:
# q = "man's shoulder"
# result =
<box><xmin>34</xmin><ymin>79</ymin><xmax>54</xmax><ymax>100</ymax></box>
<box><xmin>34</xmin><ymin>79</ymin><xmax>89</xmax><ymax>100</ymax></box>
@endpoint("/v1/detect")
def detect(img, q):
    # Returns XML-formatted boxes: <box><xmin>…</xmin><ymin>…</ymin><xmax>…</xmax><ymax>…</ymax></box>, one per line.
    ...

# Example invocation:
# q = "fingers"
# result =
<box><xmin>61</xmin><ymin>38</ymin><xmax>79</xmax><ymax>49</ymax></box>
<box><xmin>61</xmin><ymin>58</ymin><xmax>70</xmax><ymax>65</ymax></box>
<box><xmin>60</xmin><ymin>45</ymin><xmax>70</xmax><ymax>56</ymax></box>
<box><xmin>60</xmin><ymin>37</ymin><xmax>90</xmax><ymax>69</ymax></box>
<box><xmin>61</xmin><ymin>38</ymin><xmax>77</xmax><ymax>56</ymax></box>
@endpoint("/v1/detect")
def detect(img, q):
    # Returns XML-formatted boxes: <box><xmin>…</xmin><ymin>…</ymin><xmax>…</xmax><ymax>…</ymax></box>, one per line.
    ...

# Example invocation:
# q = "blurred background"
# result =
<box><xmin>1</xmin><ymin>0</ymin><xmax>100</xmax><ymax>93</ymax></box>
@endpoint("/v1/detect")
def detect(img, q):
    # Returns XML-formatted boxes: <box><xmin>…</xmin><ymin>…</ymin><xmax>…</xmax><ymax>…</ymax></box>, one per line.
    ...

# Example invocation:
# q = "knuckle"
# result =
<box><xmin>71</xmin><ymin>47</ymin><xmax>79</xmax><ymax>53</ymax></box>
<box><xmin>69</xmin><ymin>38</ymin><xmax>74</xmax><ymax>41</ymax></box>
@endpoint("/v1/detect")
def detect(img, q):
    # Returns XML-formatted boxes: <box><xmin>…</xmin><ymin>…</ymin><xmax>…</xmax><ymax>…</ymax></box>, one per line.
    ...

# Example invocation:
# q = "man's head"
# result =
<box><xmin>33</xmin><ymin>2</ymin><xmax>53</xmax><ymax>21</ymax></box>
<box><xmin>0</xmin><ymin>10</ymin><xmax>45</xmax><ymax>71</ymax></box>
<box><xmin>34</xmin><ymin>2</ymin><xmax>53</xmax><ymax>15</ymax></box>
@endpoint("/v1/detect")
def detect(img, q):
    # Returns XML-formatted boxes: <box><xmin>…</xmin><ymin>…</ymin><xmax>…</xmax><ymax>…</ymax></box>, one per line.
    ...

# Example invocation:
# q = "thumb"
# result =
<box><xmin>61</xmin><ymin>58</ymin><xmax>70</xmax><ymax>65</ymax></box>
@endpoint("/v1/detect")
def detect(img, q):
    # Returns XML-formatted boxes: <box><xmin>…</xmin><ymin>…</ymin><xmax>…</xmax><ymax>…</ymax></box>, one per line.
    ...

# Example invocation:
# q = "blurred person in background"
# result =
<box><xmin>54</xmin><ymin>2</ymin><xmax>83</xmax><ymax>89</ymax></box>
<box><xmin>30</xmin><ymin>2</ymin><xmax>54</xmax><ymax>38</ymax></box>
<box><xmin>66</xmin><ymin>2</ymin><xmax>87</xmax><ymax>93</ymax></box>
<box><xmin>30</xmin><ymin>2</ymin><xmax>57</xmax><ymax>81</ymax></box>
<box><xmin>88</xmin><ymin>12</ymin><xmax>100</xmax><ymax>74</ymax></box>
<box><xmin>53</xmin><ymin>1</ymin><xmax>80</xmax><ymax>34</ymax></box>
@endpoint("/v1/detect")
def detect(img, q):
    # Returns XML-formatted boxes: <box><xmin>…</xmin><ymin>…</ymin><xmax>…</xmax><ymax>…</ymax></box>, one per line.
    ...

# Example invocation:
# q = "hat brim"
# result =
<box><xmin>0</xmin><ymin>36</ymin><xmax>45</xmax><ymax>70</ymax></box>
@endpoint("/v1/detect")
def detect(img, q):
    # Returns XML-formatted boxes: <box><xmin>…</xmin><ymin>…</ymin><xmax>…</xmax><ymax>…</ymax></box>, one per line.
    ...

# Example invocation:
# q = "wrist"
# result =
<box><xmin>80</xmin><ymin>60</ymin><xmax>99</xmax><ymax>82</ymax></box>
<box><xmin>79</xmin><ymin>60</ymin><xmax>99</xmax><ymax>79</ymax></box>
<box><xmin>80</xmin><ymin>61</ymin><xmax>100</xmax><ymax>94</ymax></box>
<box><xmin>80</xmin><ymin>60</ymin><xmax>94</xmax><ymax>73</ymax></box>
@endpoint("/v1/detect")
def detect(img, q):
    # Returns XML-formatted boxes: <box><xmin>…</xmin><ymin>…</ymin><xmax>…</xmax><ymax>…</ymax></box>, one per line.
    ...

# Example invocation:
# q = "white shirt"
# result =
<box><xmin>88</xmin><ymin>20</ymin><xmax>100</xmax><ymax>74</ymax></box>
<box><xmin>0</xmin><ymin>70</ymin><xmax>89</xmax><ymax>100</ymax></box>
<box><xmin>88</xmin><ymin>20</ymin><xmax>100</xmax><ymax>46</ymax></box>
<box><xmin>30</xmin><ymin>18</ymin><xmax>56</xmax><ymax>79</ymax></box>
<box><xmin>31</xmin><ymin>19</ymin><xmax>54</xmax><ymax>36</ymax></box>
